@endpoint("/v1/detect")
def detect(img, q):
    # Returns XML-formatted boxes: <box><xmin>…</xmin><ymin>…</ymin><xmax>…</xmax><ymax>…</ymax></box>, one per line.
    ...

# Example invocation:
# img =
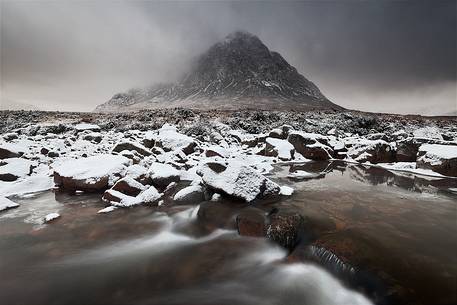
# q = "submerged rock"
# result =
<box><xmin>266</xmin><ymin>212</ymin><xmax>306</xmax><ymax>250</ymax></box>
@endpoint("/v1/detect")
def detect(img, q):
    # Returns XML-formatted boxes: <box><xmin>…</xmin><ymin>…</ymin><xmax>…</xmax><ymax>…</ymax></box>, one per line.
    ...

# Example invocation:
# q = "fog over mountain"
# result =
<box><xmin>1</xmin><ymin>1</ymin><xmax>456</xmax><ymax>115</ymax></box>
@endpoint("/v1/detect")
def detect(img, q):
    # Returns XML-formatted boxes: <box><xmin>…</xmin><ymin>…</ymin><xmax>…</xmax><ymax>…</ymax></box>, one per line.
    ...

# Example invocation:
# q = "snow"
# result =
<box><xmin>148</xmin><ymin>124</ymin><xmax>196</xmax><ymax>152</ymax></box>
<box><xmin>97</xmin><ymin>206</ymin><xmax>118</xmax><ymax>213</ymax></box>
<box><xmin>197</xmin><ymin>161</ymin><xmax>280</xmax><ymax>202</ymax></box>
<box><xmin>211</xmin><ymin>193</ymin><xmax>221</xmax><ymax>201</ymax></box>
<box><xmin>54</xmin><ymin>154</ymin><xmax>131</xmax><ymax>185</ymax></box>
<box><xmin>0</xmin><ymin>174</ymin><xmax>54</xmax><ymax>197</ymax></box>
<box><xmin>279</xmin><ymin>186</ymin><xmax>294</xmax><ymax>196</ymax></box>
<box><xmin>114</xmin><ymin>176</ymin><xmax>147</xmax><ymax>192</ymax></box>
<box><xmin>0</xmin><ymin>196</ymin><xmax>19</xmax><ymax>211</ymax></box>
<box><xmin>137</xmin><ymin>185</ymin><xmax>162</xmax><ymax>204</ymax></box>
<box><xmin>0</xmin><ymin>158</ymin><xmax>35</xmax><ymax>179</ymax></box>
<box><xmin>413</xmin><ymin>127</ymin><xmax>443</xmax><ymax>140</ymax></box>
<box><xmin>0</xmin><ymin>142</ymin><xmax>28</xmax><ymax>156</ymax></box>
<box><xmin>148</xmin><ymin>162</ymin><xmax>180</xmax><ymax>180</ymax></box>
<box><xmin>124</xmin><ymin>164</ymin><xmax>148</xmax><ymax>179</ymax></box>
<box><xmin>266</xmin><ymin>137</ymin><xmax>294</xmax><ymax>160</ymax></box>
<box><xmin>104</xmin><ymin>190</ymin><xmax>141</xmax><ymax>207</ymax></box>
<box><xmin>74</xmin><ymin>123</ymin><xmax>100</xmax><ymax>131</ymax></box>
<box><xmin>44</xmin><ymin>212</ymin><xmax>60</xmax><ymax>222</ymax></box>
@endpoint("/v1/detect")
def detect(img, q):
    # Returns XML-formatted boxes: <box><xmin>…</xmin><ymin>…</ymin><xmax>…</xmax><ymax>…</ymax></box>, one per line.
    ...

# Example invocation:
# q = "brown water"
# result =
<box><xmin>0</xmin><ymin>162</ymin><xmax>456</xmax><ymax>305</ymax></box>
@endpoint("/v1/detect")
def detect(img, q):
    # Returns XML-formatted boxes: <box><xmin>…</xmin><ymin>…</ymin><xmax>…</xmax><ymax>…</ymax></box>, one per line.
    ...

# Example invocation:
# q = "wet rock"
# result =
<box><xmin>197</xmin><ymin>161</ymin><xmax>280</xmax><ymax>202</ymax></box>
<box><xmin>47</xmin><ymin>151</ymin><xmax>60</xmax><ymax>158</ymax></box>
<box><xmin>236</xmin><ymin>207</ymin><xmax>267</xmax><ymax>237</ymax></box>
<box><xmin>197</xmin><ymin>201</ymin><xmax>240</xmax><ymax>230</ymax></box>
<box><xmin>112</xmin><ymin>141</ymin><xmax>151</xmax><ymax>156</ymax></box>
<box><xmin>266</xmin><ymin>211</ymin><xmax>306</xmax><ymax>250</ymax></box>
<box><xmin>40</xmin><ymin>147</ymin><xmax>49</xmax><ymax>155</ymax></box>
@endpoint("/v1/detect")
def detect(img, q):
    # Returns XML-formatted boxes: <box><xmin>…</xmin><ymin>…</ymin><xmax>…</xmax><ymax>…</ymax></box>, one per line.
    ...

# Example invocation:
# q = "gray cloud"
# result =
<box><xmin>1</xmin><ymin>0</ymin><xmax>456</xmax><ymax>114</ymax></box>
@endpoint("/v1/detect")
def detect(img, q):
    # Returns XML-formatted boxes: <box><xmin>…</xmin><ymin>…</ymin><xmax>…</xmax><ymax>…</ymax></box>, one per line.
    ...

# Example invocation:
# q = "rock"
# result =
<box><xmin>264</xmin><ymin>137</ymin><xmax>295</xmax><ymax>161</ymax></box>
<box><xmin>3</xmin><ymin>133</ymin><xmax>18</xmax><ymax>141</ymax></box>
<box><xmin>205</xmin><ymin>146</ymin><xmax>227</xmax><ymax>158</ymax></box>
<box><xmin>173</xmin><ymin>184</ymin><xmax>205</xmax><ymax>204</ymax></box>
<box><xmin>236</xmin><ymin>207</ymin><xmax>267</xmax><ymax>237</ymax></box>
<box><xmin>268</xmin><ymin>125</ymin><xmax>292</xmax><ymax>140</ymax></box>
<box><xmin>0</xmin><ymin>143</ymin><xmax>26</xmax><ymax>159</ymax></box>
<box><xmin>53</xmin><ymin>154</ymin><xmax>131</xmax><ymax>192</ymax></box>
<box><xmin>148</xmin><ymin>162</ymin><xmax>181</xmax><ymax>188</ymax></box>
<box><xmin>40</xmin><ymin>147</ymin><xmax>49</xmax><ymax>155</ymax></box>
<box><xmin>83</xmin><ymin>132</ymin><xmax>102</xmax><ymax>143</ymax></box>
<box><xmin>396</xmin><ymin>138</ymin><xmax>420</xmax><ymax>162</ymax></box>
<box><xmin>287</xmin><ymin>132</ymin><xmax>333</xmax><ymax>160</ymax></box>
<box><xmin>137</xmin><ymin>185</ymin><xmax>162</xmax><ymax>205</ymax></box>
<box><xmin>0</xmin><ymin>196</ymin><xmax>19</xmax><ymax>212</ymax></box>
<box><xmin>111</xmin><ymin>176</ymin><xmax>147</xmax><ymax>196</ymax></box>
<box><xmin>347</xmin><ymin>140</ymin><xmax>396</xmax><ymax>164</ymax></box>
<box><xmin>47</xmin><ymin>151</ymin><xmax>60</xmax><ymax>158</ymax></box>
<box><xmin>112</xmin><ymin>140</ymin><xmax>151</xmax><ymax>156</ymax></box>
<box><xmin>147</xmin><ymin>124</ymin><xmax>197</xmax><ymax>155</ymax></box>
<box><xmin>102</xmin><ymin>185</ymin><xmax>162</xmax><ymax>207</ymax></box>
<box><xmin>417</xmin><ymin>144</ymin><xmax>457</xmax><ymax>177</ymax></box>
<box><xmin>197</xmin><ymin>201</ymin><xmax>239</xmax><ymax>230</ymax></box>
<box><xmin>197</xmin><ymin>161</ymin><xmax>280</xmax><ymax>202</ymax></box>
<box><xmin>266</xmin><ymin>212</ymin><xmax>306</xmax><ymax>250</ymax></box>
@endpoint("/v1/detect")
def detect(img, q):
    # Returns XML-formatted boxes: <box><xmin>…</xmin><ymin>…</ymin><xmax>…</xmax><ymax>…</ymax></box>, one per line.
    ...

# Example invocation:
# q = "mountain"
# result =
<box><xmin>95</xmin><ymin>31</ymin><xmax>342</xmax><ymax>112</ymax></box>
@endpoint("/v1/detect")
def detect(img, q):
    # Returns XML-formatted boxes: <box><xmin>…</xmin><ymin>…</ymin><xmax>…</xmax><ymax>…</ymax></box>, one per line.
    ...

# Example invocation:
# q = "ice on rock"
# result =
<box><xmin>0</xmin><ymin>196</ymin><xmax>19</xmax><ymax>211</ymax></box>
<box><xmin>197</xmin><ymin>161</ymin><xmax>280</xmax><ymax>202</ymax></box>
<box><xmin>53</xmin><ymin>154</ymin><xmax>131</xmax><ymax>191</ymax></box>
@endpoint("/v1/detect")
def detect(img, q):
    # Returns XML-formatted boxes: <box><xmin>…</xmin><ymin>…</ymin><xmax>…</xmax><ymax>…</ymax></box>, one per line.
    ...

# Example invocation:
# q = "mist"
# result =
<box><xmin>1</xmin><ymin>0</ymin><xmax>455</xmax><ymax>114</ymax></box>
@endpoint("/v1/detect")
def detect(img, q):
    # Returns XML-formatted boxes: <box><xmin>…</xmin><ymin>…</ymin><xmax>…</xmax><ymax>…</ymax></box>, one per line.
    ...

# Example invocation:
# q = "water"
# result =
<box><xmin>0</xmin><ymin>162</ymin><xmax>456</xmax><ymax>305</ymax></box>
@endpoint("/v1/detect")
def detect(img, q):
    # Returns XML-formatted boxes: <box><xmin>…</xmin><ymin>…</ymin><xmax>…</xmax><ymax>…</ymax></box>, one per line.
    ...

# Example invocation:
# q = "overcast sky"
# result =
<box><xmin>1</xmin><ymin>0</ymin><xmax>456</xmax><ymax>115</ymax></box>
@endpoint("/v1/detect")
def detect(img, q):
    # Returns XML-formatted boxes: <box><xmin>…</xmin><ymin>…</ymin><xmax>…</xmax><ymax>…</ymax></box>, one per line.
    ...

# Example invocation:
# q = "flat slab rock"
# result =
<box><xmin>197</xmin><ymin>161</ymin><xmax>280</xmax><ymax>202</ymax></box>
<box><xmin>53</xmin><ymin>154</ymin><xmax>131</xmax><ymax>191</ymax></box>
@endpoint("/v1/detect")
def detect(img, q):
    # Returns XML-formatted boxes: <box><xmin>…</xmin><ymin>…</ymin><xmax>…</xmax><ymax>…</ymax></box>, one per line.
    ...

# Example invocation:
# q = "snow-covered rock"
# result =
<box><xmin>148</xmin><ymin>162</ymin><xmax>180</xmax><ymax>187</ymax></box>
<box><xmin>197</xmin><ymin>161</ymin><xmax>280</xmax><ymax>202</ymax></box>
<box><xmin>137</xmin><ymin>185</ymin><xmax>162</xmax><ymax>204</ymax></box>
<box><xmin>346</xmin><ymin>139</ymin><xmax>396</xmax><ymax>164</ymax></box>
<box><xmin>173</xmin><ymin>184</ymin><xmax>205</xmax><ymax>204</ymax></box>
<box><xmin>111</xmin><ymin>176</ymin><xmax>147</xmax><ymax>196</ymax></box>
<box><xmin>280</xmin><ymin>185</ymin><xmax>294</xmax><ymax>196</ymax></box>
<box><xmin>0</xmin><ymin>196</ymin><xmax>19</xmax><ymax>211</ymax></box>
<box><xmin>264</xmin><ymin>137</ymin><xmax>295</xmax><ymax>161</ymax></box>
<box><xmin>97</xmin><ymin>206</ymin><xmax>118</xmax><ymax>213</ymax></box>
<box><xmin>287</xmin><ymin>132</ymin><xmax>332</xmax><ymax>160</ymax></box>
<box><xmin>417</xmin><ymin>144</ymin><xmax>457</xmax><ymax>177</ymax></box>
<box><xmin>147</xmin><ymin>124</ymin><xmax>196</xmax><ymax>155</ymax></box>
<box><xmin>0</xmin><ymin>142</ymin><xmax>27</xmax><ymax>159</ymax></box>
<box><xmin>44</xmin><ymin>212</ymin><xmax>60</xmax><ymax>222</ymax></box>
<box><xmin>112</xmin><ymin>140</ymin><xmax>152</xmax><ymax>156</ymax></box>
<box><xmin>0</xmin><ymin>158</ymin><xmax>35</xmax><ymax>181</ymax></box>
<box><xmin>53</xmin><ymin>154</ymin><xmax>131</xmax><ymax>191</ymax></box>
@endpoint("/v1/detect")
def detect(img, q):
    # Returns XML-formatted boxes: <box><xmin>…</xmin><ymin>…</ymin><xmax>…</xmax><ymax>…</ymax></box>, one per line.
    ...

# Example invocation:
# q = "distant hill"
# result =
<box><xmin>96</xmin><ymin>31</ymin><xmax>342</xmax><ymax>112</ymax></box>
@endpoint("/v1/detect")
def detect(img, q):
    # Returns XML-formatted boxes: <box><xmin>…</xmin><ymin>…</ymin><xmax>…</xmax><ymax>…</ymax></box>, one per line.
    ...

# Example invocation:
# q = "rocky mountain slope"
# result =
<box><xmin>95</xmin><ymin>31</ymin><xmax>342</xmax><ymax>112</ymax></box>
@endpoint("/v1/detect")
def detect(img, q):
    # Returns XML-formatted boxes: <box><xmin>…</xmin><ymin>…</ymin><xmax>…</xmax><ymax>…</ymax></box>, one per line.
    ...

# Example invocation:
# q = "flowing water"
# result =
<box><xmin>0</xmin><ymin>162</ymin><xmax>456</xmax><ymax>305</ymax></box>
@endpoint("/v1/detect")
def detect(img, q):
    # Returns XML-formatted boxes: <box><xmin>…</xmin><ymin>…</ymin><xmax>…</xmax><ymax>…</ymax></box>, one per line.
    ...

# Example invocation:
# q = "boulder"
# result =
<box><xmin>417</xmin><ymin>144</ymin><xmax>457</xmax><ymax>177</ymax></box>
<box><xmin>147</xmin><ymin>124</ymin><xmax>197</xmax><ymax>155</ymax></box>
<box><xmin>173</xmin><ymin>184</ymin><xmax>205</xmax><ymax>204</ymax></box>
<box><xmin>236</xmin><ymin>207</ymin><xmax>267</xmax><ymax>237</ymax></box>
<box><xmin>396</xmin><ymin>138</ymin><xmax>420</xmax><ymax>162</ymax></box>
<box><xmin>287</xmin><ymin>132</ymin><xmax>332</xmax><ymax>160</ymax></box>
<box><xmin>268</xmin><ymin>125</ymin><xmax>292</xmax><ymax>140</ymax></box>
<box><xmin>197</xmin><ymin>161</ymin><xmax>280</xmax><ymax>202</ymax></box>
<box><xmin>300</xmin><ymin>143</ymin><xmax>333</xmax><ymax>160</ymax></box>
<box><xmin>53</xmin><ymin>154</ymin><xmax>131</xmax><ymax>192</ymax></box>
<box><xmin>347</xmin><ymin>140</ymin><xmax>396</xmax><ymax>164</ymax></box>
<box><xmin>112</xmin><ymin>141</ymin><xmax>151</xmax><ymax>156</ymax></box>
<box><xmin>83</xmin><ymin>132</ymin><xmax>103</xmax><ymax>143</ymax></box>
<box><xmin>266</xmin><ymin>212</ymin><xmax>306</xmax><ymax>250</ymax></box>
<box><xmin>264</xmin><ymin>137</ymin><xmax>295</xmax><ymax>161</ymax></box>
<box><xmin>148</xmin><ymin>162</ymin><xmax>181</xmax><ymax>188</ymax></box>
<box><xmin>111</xmin><ymin>176</ymin><xmax>147</xmax><ymax>196</ymax></box>
<box><xmin>205</xmin><ymin>146</ymin><xmax>227</xmax><ymax>158</ymax></box>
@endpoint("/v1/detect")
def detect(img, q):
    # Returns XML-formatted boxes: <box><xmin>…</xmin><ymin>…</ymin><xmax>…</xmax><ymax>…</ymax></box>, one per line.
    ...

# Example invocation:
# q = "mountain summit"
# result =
<box><xmin>95</xmin><ymin>31</ymin><xmax>342</xmax><ymax>112</ymax></box>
